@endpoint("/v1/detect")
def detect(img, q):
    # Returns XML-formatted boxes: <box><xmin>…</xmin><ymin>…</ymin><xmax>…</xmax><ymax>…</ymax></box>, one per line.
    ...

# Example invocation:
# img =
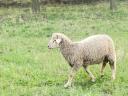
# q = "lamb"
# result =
<box><xmin>48</xmin><ymin>33</ymin><xmax>116</xmax><ymax>88</ymax></box>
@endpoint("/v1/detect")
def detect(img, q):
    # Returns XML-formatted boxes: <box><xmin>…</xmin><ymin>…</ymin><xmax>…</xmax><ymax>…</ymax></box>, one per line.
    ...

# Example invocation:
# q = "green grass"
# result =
<box><xmin>0</xmin><ymin>1</ymin><xmax>128</xmax><ymax>96</ymax></box>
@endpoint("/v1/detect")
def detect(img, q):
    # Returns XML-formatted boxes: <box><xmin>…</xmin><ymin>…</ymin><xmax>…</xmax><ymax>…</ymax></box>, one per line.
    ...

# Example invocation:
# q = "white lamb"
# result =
<box><xmin>48</xmin><ymin>33</ymin><xmax>116</xmax><ymax>88</ymax></box>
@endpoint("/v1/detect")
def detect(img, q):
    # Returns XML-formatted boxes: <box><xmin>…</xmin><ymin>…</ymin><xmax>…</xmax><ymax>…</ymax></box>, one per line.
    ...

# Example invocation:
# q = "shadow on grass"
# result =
<box><xmin>75</xmin><ymin>75</ymin><xmax>110</xmax><ymax>89</ymax></box>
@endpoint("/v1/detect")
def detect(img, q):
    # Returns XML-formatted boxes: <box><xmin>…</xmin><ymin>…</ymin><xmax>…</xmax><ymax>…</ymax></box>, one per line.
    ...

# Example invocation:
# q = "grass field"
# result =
<box><xmin>0</xmin><ymin>1</ymin><xmax>128</xmax><ymax>96</ymax></box>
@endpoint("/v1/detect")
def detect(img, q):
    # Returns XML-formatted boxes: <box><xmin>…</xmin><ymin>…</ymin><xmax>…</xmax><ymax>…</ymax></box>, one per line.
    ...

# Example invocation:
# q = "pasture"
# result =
<box><xmin>0</xmin><ymin>1</ymin><xmax>128</xmax><ymax>96</ymax></box>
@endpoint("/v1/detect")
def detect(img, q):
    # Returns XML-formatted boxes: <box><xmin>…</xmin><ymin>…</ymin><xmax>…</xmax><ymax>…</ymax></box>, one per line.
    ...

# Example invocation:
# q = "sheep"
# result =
<box><xmin>48</xmin><ymin>33</ymin><xmax>116</xmax><ymax>88</ymax></box>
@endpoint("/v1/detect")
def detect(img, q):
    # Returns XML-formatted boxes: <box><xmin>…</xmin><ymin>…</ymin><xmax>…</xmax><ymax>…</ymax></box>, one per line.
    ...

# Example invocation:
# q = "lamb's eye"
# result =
<box><xmin>53</xmin><ymin>40</ymin><xmax>56</xmax><ymax>42</ymax></box>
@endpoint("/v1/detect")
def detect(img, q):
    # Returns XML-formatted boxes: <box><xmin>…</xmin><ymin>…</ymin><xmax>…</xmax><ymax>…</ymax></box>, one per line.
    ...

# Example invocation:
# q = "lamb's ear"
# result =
<box><xmin>56</xmin><ymin>38</ymin><xmax>62</xmax><ymax>44</ymax></box>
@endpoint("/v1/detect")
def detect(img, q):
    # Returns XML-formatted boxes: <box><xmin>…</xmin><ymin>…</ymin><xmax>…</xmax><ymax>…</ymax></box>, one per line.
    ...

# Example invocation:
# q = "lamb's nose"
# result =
<box><xmin>48</xmin><ymin>45</ymin><xmax>51</xmax><ymax>49</ymax></box>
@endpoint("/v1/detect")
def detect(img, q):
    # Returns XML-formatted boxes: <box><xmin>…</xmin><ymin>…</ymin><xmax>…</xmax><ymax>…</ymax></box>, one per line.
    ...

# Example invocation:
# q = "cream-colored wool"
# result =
<box><xmin>48</xmin><ymin>33</ymin><xmax>116</xmax><ymax>88</ymax></box>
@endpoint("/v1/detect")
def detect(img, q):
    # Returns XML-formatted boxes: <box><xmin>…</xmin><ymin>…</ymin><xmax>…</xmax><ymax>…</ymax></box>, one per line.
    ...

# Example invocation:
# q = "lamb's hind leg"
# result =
<box><xmin>108</xmin><ymin>55</ymin><xmax>116</xmax><ymax>80</ymax></box>
<box><xmin>100</xmin><ymin>61</ymin><xmax>107</xmax><ymax>77</ymax></box>
<box><xmin>83</xmin><ymin>65</ymin><xmax>96</xmax><ymax>82</ymax></box>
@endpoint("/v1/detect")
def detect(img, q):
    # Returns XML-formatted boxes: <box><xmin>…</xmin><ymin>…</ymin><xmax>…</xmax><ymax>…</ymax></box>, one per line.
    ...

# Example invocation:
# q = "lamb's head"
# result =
<box><xmin>48</xmin><ymin>33</ymin><xmax>63</xmax><ymax>49</ymax></box>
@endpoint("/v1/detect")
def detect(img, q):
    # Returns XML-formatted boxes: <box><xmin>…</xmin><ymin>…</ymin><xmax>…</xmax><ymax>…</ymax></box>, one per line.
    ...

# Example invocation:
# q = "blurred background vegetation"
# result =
<box><xmin>0</xmin><ymin>0</ymin><xmax>127</xmax><ymax>12</ymax></box>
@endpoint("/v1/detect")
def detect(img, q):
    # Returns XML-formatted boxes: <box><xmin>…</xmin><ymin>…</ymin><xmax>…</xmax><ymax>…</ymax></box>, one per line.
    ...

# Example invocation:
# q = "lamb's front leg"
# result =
<box><xmin>64</xmin><ymin>65</ymin><xmax>80</xmax><ymax>88</ymax></box>
<box><xmin>83</xmin><ymin>65</ymin><xmax>96</xmax><ymax>82</ymax></box>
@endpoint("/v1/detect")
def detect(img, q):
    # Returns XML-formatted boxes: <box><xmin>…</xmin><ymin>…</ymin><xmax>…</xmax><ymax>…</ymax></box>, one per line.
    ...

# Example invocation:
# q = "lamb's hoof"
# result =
<box><xmin>91</xmin><ymin>78</ymin><xmax>96</xmax><ymax>82</ymax></box>
<box><xmin>64</xmin><ymin>83</ymin><xmax>71</xmax><ymax>88</ymax></box>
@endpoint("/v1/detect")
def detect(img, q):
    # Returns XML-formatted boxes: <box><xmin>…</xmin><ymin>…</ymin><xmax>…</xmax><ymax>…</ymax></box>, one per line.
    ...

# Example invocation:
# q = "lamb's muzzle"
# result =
<box><xmin>48</xmin><ymin>33</ymin><xmax>116</xmax><ymax>88</ymax></box>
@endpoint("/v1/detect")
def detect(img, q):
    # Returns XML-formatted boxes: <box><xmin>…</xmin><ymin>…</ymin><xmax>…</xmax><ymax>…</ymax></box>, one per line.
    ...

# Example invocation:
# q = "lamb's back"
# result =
<box><xmin>79</xmin><ymin>35</ymin><xmax>114</xmax><ymax>64</ymax></box>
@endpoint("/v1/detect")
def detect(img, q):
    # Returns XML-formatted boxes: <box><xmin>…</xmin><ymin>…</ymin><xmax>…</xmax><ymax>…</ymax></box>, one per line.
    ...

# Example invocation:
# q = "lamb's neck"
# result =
<box><xmin>60</xmin><ymin>40</ymin><xmax>72</xmax><ymax>50</ymax></box>
<box><xmin>59</xmin><ymin>41</ymin><xmax>73</xmax><ymax>62</ymax></box>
